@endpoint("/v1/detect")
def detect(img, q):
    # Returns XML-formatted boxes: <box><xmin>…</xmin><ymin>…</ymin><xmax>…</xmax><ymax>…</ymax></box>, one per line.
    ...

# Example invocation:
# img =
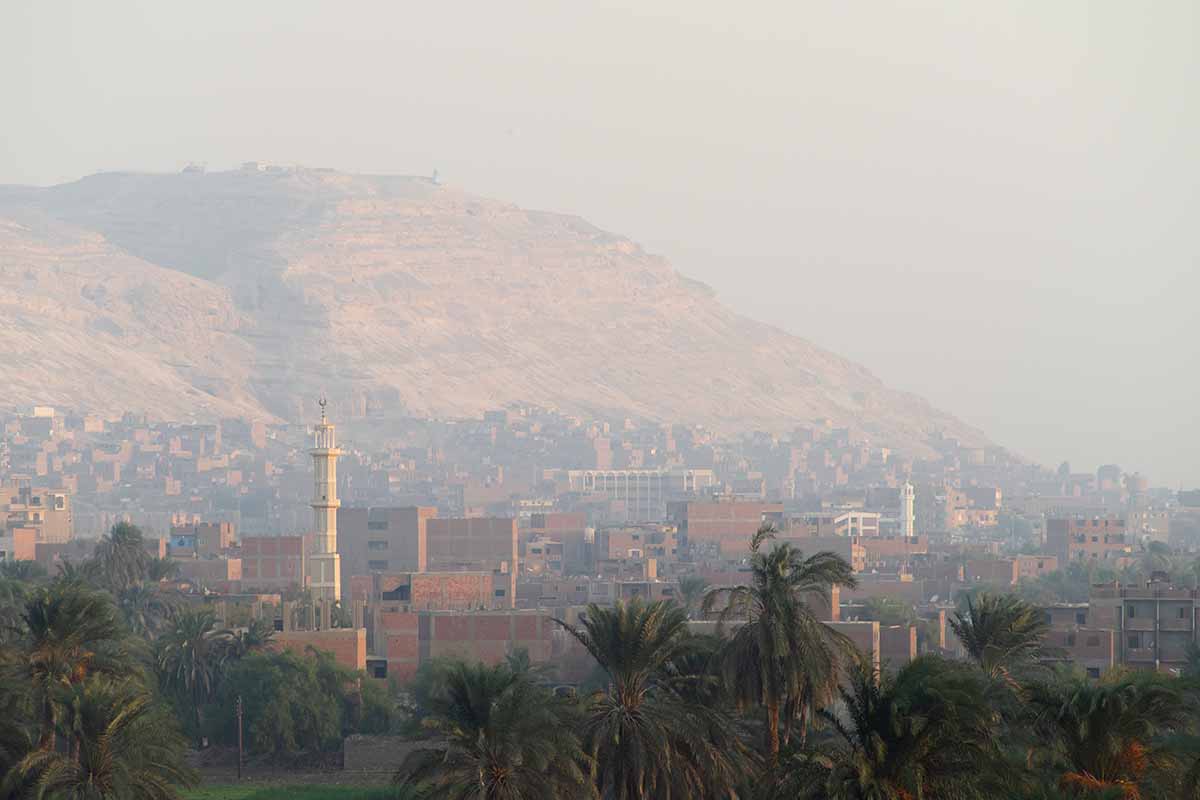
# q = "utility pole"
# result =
<box><xmin>236</xmin><ymin>695</ymin><xmax>244</xmax><ymax>781</ymax></box>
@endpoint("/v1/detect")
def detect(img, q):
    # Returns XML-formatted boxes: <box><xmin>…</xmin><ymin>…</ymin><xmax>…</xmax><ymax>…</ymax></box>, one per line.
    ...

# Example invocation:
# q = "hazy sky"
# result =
<box><xmin>2</xmin><ymin>1</ymin><xmax>1197</xmax><ymax>486</ymax></box>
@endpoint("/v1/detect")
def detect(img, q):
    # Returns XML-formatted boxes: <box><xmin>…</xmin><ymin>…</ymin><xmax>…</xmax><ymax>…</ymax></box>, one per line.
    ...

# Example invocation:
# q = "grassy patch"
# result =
<box><xmin>183</xmin><ymin>786</ymin><xmax>395</xmax><ymax>800</ymax></box>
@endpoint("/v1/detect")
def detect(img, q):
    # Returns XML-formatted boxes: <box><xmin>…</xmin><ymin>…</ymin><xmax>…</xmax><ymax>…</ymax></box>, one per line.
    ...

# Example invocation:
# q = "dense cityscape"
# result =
<box><xmin>2</xmin><ymin>400</ymin><xmax>1200</xmax><ymax>796</ymax></box>
<box><xmin>3</xmin><ymin>3</ymin><xmax>1197</xmax><ymax>798</ymax></box>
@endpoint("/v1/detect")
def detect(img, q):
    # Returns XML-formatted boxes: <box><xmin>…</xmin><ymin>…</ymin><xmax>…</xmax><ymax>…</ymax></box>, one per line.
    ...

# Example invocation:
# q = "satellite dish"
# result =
<box><xmin>930</xmin><ymin>594</ymin><xmax>940</xmax><ymax>603</ymax></box>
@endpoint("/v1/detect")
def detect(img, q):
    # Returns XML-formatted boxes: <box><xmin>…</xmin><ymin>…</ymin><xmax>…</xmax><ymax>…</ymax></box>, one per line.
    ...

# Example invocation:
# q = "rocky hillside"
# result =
<box><xmin>0</xmin><ymin>167</ymin><xmax>986</xmax><ymax>453</ymax></box>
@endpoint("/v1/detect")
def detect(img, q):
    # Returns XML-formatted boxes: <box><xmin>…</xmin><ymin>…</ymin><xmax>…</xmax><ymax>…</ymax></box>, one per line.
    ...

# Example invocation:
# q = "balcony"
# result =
<box><xmin>1125</xmin><ymin>647</ymin><xmax>1155</xmax><ymax>662</ymax></box>
<box><xmin>1159</xmin><ymin>617</ymin><xmax>1194</xmax><ymax>632</ymax></box>
<box><xmin>1123</xmin><ymin>617</ymin><xmax>1155</xmax><ymax>632</ymax></box>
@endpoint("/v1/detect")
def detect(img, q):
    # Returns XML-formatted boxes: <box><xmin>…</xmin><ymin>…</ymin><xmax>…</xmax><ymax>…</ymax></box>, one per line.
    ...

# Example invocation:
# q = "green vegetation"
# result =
<box><xmin>0</xmin><ymin>523</ymin><xmax>394</xmax><ymax>800</ymax></box>
<box><xmin>181</xmin><ymin>788</ymin><xmax>394</xmax><ymax>800</ymax></box>
<box><xmin>704</xmin><ymin>524</ymin><xmax>857</xmax><ymax>758</ymax></box>
<box><xmin>3</xmin><ymin>521</ymin><xmax>1200</xmax><ymax>799</ymax></box>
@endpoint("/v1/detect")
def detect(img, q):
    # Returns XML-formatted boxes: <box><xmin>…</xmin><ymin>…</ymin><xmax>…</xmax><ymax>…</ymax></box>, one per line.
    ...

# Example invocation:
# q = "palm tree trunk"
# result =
<box><xmin>39</xmin><ymin>700</ymin><xmax>56</xmax><ymax>751</ymax></box>
<box><xmin>766</xmin><ymin>703</ymin><xmax>781</xmax><ymax>761</ymax></box>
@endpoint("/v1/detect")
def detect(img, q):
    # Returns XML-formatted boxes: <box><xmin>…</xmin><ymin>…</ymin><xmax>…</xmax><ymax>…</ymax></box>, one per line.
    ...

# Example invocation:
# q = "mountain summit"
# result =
<box><xmin>0</xmin><ymin>166</ymin><xmax>984</xmax><ymax>454</ymax></box>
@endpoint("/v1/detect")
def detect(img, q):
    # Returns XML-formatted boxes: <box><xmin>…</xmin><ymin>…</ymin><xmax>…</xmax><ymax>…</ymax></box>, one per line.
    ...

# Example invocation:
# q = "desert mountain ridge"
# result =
<box><xmin>0</xmin><ymin>165</ymin><xmax>989</xmax><ymax>457</ymax></box>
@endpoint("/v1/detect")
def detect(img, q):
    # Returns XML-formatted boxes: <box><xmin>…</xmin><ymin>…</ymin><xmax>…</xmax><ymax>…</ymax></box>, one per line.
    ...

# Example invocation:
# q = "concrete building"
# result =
<box><xmin>338</xmin><ymin>506</ymin><xmax>437</xmax><ymax>582</ymax></box>
<box><xmin>0</xmin><ymin>482</ymin><xmax>73</xmax><ymax>543</ymax></box>
<box><xmin>565</xmin><ymin>469</ymin><xmax>716</xmax><ymax>522</ymax></box>
<box><xmin>1089</xmin><ymin>582</ymin><xmax>1199</xmax><ymax>674</ymax></box>
<box><xmin>787</xmin><ymin>510</ymin><xmax>881</xmax><ymax>539</ymax></box>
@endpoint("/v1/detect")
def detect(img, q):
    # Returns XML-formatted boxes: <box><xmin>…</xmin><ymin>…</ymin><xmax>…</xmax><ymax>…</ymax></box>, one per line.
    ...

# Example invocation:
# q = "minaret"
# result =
<box><xmin>901</xmin><ymin>481</ymin><xmax>915</xmax><ymax>538</ymax></box>
<box><xmin>309</xmin><ymin>398</ymin><xmax>342</xmax><ymax>604</ymax></box>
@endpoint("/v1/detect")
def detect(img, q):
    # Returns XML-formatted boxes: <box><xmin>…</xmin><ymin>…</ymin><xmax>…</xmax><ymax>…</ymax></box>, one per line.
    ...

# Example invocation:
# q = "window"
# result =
<box><xmin>662</xmin><ymin>588</ymin><xmax>674</xmax><ymax>596</ymax></box>
<box><xmin>1127</xmin><ymin>606</ymin><xmax>1136</xmax><ymax>618</ymax></box>
<box><xmin>1076</xmin><ymin>612</ymin><xmax>1086</xmax><ymax>625</ymax></box>
<box><xmin>368</xmin><ymin>540</ymin><xmax>388</xmax><ymax>551</ymax></box>
<box><xmin>575</xmin><ymin>585</ymin><xmax>587</xmax><ymax>593</ymax></box>
<box><xmin>1067</xmin><ymin>633</ymin><xmax>1076</xmax><ymax>646</ymax></box>
<box><xmin>368</xmin><ymin>560</ymin><xmax>389</xmax><ymax>571</ymax></box>
<box><xmin>368</xmin><ymin>521</ymin><xmax>388</xmax><ymax>531</ymax></box>
<box><xmin>1128</xmin><ymin>636</ymin><xmax>1139</xmax><ymax>649</ymax></box>
<box><xmin>494</xmin><ymin>589</ymin><xmax>506</xmax><ymax>597</ymax></box>
<box><xmin>1086</xmin><ymin>667</ymin><xmax>1100</xmax><ymax>679</ymax></box>
<box><xmin>1180</xmin><ymin>607</ymin><xmax>1189</xmax><ymax>619</ymax></box>
<box><xmin>1086</xmin><ymin>635</ymin><xmax>1099</xmax><ymax>647</ymax></box>
<box><xmin>1091</xmin><ymin>536</ymin><xmax>1099</xmax><ymax>543</ymax></box>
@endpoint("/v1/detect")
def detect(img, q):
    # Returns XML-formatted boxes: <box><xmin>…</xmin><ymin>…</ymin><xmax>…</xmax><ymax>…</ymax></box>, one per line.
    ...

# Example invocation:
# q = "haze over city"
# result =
<box><xmin>2</xmin><ymin>0</ymin><xmax>1197</xmax><ymax>484</ymax></box>
<box><xmin>3</xmin><ymin>5</ymin><xmax>1200</xmax><ymax>800</ymax></box>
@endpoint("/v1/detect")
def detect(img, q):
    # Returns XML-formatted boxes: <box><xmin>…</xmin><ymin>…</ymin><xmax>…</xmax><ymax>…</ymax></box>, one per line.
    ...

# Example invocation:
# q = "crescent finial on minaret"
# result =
<box><xmin>318</xmin><ymin>395</ymin><xmax>328</xmax><ymax>423</ymax></box>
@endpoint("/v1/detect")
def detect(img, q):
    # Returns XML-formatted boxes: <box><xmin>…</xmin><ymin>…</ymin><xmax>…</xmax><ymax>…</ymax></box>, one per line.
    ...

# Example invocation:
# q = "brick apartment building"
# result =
<box><xmin>524</xmin><ymin>512</ymin><xmax>588</xmax><ymax>573</ymax></box>
<box><xmin>945</xmin><ymin>487</ymin><xmax>1001</xmax><ymax>528</ymax></box>
<box><xmin>426</xmin><ymin>517</ymin><xmax>519</xmax><ymax>607</ymax></box>
<box><xmin>240</xmin><ymin>535</ymin><xmax>310</xmax><ymax>593</ymax></box>
<box><xmin>671</xmin><ymin>500</ymin><xmax>783</xmax><ymax>558</ymax></box>
<box><xmin>1045</xmin><ymin>516</ymin><xmax>1131</xmax><ymax>564</ymax></box>
<box><xmin>168</xmin><ymin>521</ymin><xmax>234</xmax><ymax>557</ymax></box>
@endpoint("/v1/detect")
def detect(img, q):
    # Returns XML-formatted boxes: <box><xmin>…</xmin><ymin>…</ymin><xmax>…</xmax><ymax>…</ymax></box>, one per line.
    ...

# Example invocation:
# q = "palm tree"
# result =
<box><xmin>949</xmin><ymin>592</ymin><xmax>1051</xmax><ymax>684</ymax></box>
<box><xmin>0</xmin><ymin>670</ymin><xmax>38</xmax><ymax>800</ymax></box>
<box><xmin>0</xmin><ymin>577</ymin><xmax>30</xmax><ymax>647</ymax></box>
<box><xmin>118</xmin><ymin>583</ymin><xmax>177</xmax><ymax>637</ymax></box>
<box><xmin>394</xmin><ymin>660</ymin><xmax>594</xmax><ymax>800</ymax></box>
<box><xmin>16</xmin><ymin>585</ymin><xmax>129</xmax><ymax>750</ymax></box>
<box><xmin>94</xmin><ymin>522</ymin><xmax>152</xmax><ymax>594</ymax></box>
<box><xmin>677</xmin><ymin>575</ymin><xmax>709</xmax><ymax>619</ymax></box>
<box><xmin>0</xmin><ymin>560</ymin><xmax>47</xmax><ymax>582</ymax></box>
<box><xmin>1026</xmin><ymin>670</ymin><xmax>1190</xmax><ymax>799</ymax></box>
<box><xmin>702</xmin><ymin>524</ymin><xmax>857</xmax><ymax>758</ymax></box>
<box><xmin>52</xmin><ymin>559</ymin><xmax>99</xmax><ymax>589</ymax></box>
<box><xmin>14</xmin><ymin>677</ymin><xmax>195</xmax><ymax>799</ymax></box>
<box><xmin>228</xmin><ymin>617</ymin><xmax>275</xmax><ymax>659</ymax></box>
<box><xmin>155</xmin><ymin>606</ymin><xmax>232</xmax><ymax>737</ymax></box>
<box><xmin>779</xmin><ymin>654</ymin><xmax>1002</xmax><ymax>799</ymax></box>
<box><xmin>145</xmin><ymin>557</ymin><xmax>180</xmax><ymax>584</ymax></box>
<box><xmin>557</xmin><ymin>598</ymin><xmax>752</xmax><ymax>799</ymax></box>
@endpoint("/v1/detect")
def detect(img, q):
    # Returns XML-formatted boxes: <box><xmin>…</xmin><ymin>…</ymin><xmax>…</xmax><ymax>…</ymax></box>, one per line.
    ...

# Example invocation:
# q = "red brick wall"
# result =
<box><xmin>410</xmin><ymin>573</ymin><xmax>493</xmax><ymax>610</ymax></box>
<box><xmin>683</xmin><ymin>502</ymin><xmax>783</xmax><ymax>556</ymax></box>
<box><xmin>273</xmin><ymin>628</ymin><xmax>366</xmax><ymax>671</ymax></box>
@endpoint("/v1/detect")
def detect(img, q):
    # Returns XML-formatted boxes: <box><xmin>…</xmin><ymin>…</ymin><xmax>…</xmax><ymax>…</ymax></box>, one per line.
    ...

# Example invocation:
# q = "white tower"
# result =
<box><xmin>901</xmin><ymin>481</ymin><xmax>915</xmax><ymax>538</ymax></box>
<box><xmin>309</xmin><ymin>398</ymin><xmax>342</xmax><ymax>603</ymax></box>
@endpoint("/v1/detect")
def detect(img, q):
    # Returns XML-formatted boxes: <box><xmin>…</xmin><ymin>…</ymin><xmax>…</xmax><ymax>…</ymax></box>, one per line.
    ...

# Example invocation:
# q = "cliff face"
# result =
<box><xmin>0</xmin><ymin>168</ymin><xmax>984</xmax><ymax>452</ymax></box>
